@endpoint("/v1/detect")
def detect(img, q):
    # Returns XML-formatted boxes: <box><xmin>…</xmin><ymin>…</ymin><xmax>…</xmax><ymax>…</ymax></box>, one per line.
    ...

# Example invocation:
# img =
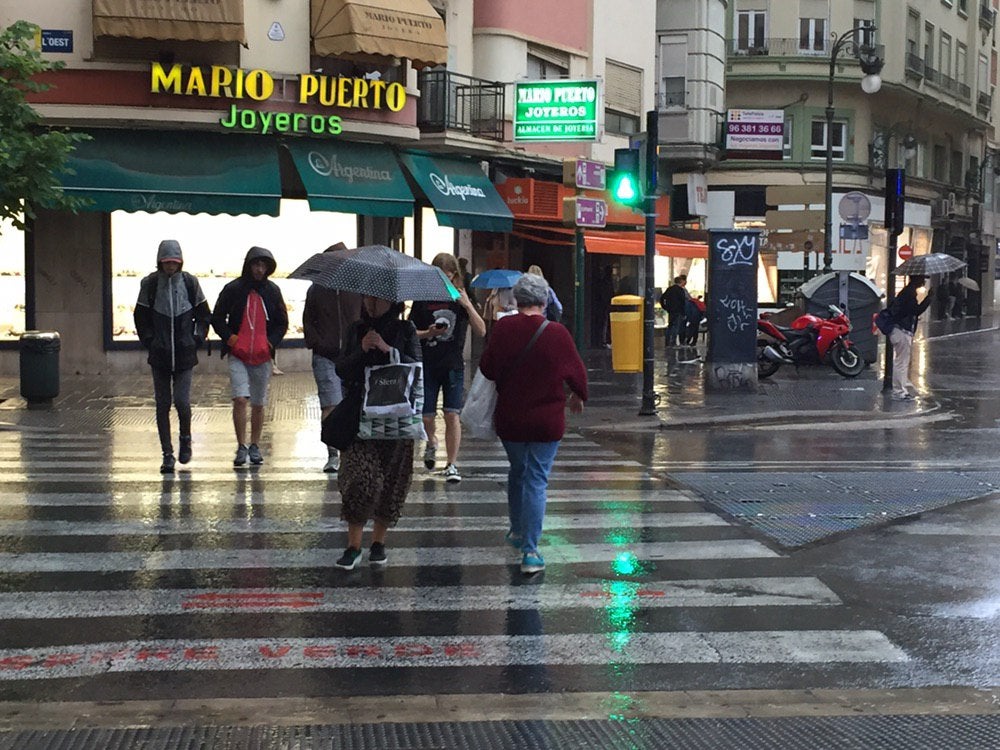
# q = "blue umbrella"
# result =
<box><xmin>470</xmin><ymin>269</ymin><xmax>523</xmax><ymax>289</ymax></box>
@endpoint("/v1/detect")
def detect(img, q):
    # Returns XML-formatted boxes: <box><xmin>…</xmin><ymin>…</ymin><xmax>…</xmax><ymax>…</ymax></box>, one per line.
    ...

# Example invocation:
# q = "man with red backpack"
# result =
<box><xmin>211</xmin><ymin>246</ymin><xmax>288</xmax><ymax>467</ymax></box>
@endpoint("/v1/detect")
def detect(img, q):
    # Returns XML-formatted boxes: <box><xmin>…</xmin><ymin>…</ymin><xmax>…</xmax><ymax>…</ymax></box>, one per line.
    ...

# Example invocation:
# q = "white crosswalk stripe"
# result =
<box><xmin>0</xmin><ymin>428</ymin><xmax>911</xmax><ymax>690</ymax></box>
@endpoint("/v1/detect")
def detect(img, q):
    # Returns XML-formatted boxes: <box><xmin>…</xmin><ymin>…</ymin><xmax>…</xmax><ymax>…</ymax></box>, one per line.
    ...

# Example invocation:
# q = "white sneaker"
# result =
<box><xmin>443</xmin><ymin>463</ymin><xmax>461</xmax><ymax>483</ymax></box>
<box><xmin>323</xmin><ymin>451</ymin><xmax>340</xmax><ymax>474</ymax></box>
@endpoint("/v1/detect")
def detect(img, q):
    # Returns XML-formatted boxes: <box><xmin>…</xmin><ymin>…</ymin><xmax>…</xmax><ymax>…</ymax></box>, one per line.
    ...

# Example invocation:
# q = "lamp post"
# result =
<box><xmin>823</xmin><ymin>27</ymin><xmax>885</xmax><ymax>272</ymax></box>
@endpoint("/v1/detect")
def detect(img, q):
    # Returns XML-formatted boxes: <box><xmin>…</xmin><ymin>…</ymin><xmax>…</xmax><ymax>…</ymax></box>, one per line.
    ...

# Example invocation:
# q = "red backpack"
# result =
<box><xmin>231</xmin><ymin>291</ymin><xmax>271</xmax><ymax>365</ymax></box>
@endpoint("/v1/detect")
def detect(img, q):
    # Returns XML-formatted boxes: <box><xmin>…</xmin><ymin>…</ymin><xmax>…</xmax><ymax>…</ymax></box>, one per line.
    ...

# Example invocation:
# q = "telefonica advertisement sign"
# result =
<box><xmin>513</xmin><ymin>80</ymin><xmax>599</xmax><ymax>142</ymax></box>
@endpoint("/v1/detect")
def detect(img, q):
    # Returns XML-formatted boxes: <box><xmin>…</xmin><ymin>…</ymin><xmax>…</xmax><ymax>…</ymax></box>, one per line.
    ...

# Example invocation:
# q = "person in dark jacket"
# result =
<box><xmin>210</xmin><ymin>246</ymin><xmax>288</xmax><ymax>467</ymax></box>
<box><xmin>333</xmin><ymin>296</ymin><xmax>421</xmax><ymax>570</ymax></box>
<box><xmin>303</xmin><ymin>242</ymin><xmax>360</xmax><ymax>474</ymax></box>
<box><xmin>134</xmin><ymin>240</ymin><xmax>211</xmax><ymax>474</ymax></box>
<box><xmin>659</xmin><ymin>276</ymin><xmax>688</xmax><ymax>347</ymax></box>
<box><xmin>888</xmin><ymin>274</ymin><xmax>932</xmax><ymax>400</ymax></box>
<box><xmin>479</xmin><ymin>273</ymin><xmax>588</xmax><ymax>575</ymax></box>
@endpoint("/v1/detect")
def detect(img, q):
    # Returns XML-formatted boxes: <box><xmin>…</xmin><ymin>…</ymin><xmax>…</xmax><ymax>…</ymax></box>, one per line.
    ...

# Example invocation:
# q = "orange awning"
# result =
<box><xmin>311</xmin><ymin>0</ymin><xmax>447</xmax><ymax>68</ymax></box>
<box><xmin>514</xmin><ymin>223</ymin><xmax>708</xmax><ymax>259</ymax></box>
<box><xmin>93</xmin><ymin>0</ymin><xmax>245</xmax><ymax>43</ymax></box>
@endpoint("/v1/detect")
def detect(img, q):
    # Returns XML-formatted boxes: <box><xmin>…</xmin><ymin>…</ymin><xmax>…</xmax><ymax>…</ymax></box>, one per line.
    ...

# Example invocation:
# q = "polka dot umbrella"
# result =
<box><xmin>289</xmin><ymin>245</ymin><xmax>460</xmax><ymax>302</ymax></box>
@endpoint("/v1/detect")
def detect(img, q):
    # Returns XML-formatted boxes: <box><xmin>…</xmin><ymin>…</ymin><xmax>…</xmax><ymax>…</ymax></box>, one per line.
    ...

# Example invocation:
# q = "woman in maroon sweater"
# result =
<box><xmin>479</xmin><ymin>273</ymin><xmax>588</xmax><ymax>574</ymax></box>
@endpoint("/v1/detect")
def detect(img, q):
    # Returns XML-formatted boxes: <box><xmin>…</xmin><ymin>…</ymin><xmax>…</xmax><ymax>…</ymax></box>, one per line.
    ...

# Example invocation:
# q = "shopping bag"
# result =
<box><xmin>363</xmin><ymin>352</ymin><xmax>419</xmax><ymax>418</ymax></box>
<box><xmin>358</xmin><ymin>349</ymin><xmax>427</xmax><ymax>441</ymax></box>
<box><xmin>460</xmin><ymin>368</ymin><xmax>498</xmax><ymax>441</ymax></box>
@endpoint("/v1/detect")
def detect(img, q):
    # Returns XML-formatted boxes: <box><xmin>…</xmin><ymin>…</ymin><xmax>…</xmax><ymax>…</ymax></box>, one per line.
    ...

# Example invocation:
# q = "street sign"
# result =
<box><xmin>562</xmin><ymin>197</ymin><xmax>607</xmax><ymax>228</ymax></box>
<box><xmin>899</xmin><ymin>244</ymin><xmax>913</xmax><ymax>260</ymax></box>
<box><xmin>562</xmin><ymin>159</ymin><xmax>606</xmax><ymax>190</ymax></box>
<box><xmin>38</xmin><ymin>29</ymin><xmax>73</xmax><ymax>53</ymax></box>
<box><xmin>513</xmin><ymin>80</ymin><xmax>599</xmax><ymax>142</ymax></box>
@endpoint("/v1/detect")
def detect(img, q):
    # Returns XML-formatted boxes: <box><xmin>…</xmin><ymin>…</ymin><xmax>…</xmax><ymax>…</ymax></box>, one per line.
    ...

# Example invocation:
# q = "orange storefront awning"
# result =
<box><xmin>93</xmin><ymin>0</ymin><xmax>245</xmax><ymax>43</ymax></box>
<box><xmin>311</xmin><ymin>0</ymin><xmax>448</xmax><ymax>68</ymax></box>
<box><xmin>514</xmin><ymin>223</ymin><xmax>707</xmax><ymax>259</ymax></box>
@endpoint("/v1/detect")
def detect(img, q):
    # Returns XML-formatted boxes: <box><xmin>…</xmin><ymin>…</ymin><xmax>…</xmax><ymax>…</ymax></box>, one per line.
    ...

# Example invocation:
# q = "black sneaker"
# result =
<box><xmin>335</xmin><ymin>547</ymin><xmax>362</xmax><ymax>570</ymax></box>
<box><xmin>369</xmin><ymin>542</ymin><xmax>388</xmax><ymax>566</ymax></box>
<box><xmin>234</xmin><ymin>444</ymin><xmax>249</xmax><ymax>467</ymax></box>
<box><xmin>178</xmin><ymin>435</ymin><xmax>192</xmax><ymax>465</ymax></box>
<box><xmin>248</xmin><ymin>443</ymin><xmax>264</xmax><ymax>465</ymax></box>
<box><xmin>160</xmin><ymin>453</ymin><xmax>176</xmax><ymax>474</ymax></box>
<box><xmin>423</xmin><ymin>441</ymin><xmax>437</xmax><ymax>470</ymax></box>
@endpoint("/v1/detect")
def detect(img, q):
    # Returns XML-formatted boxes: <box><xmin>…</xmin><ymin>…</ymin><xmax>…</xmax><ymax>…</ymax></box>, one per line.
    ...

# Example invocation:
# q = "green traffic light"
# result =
<box><xmin>614</xmin><ymin>174</ymin><xmax>638</xmax><ymax>202</ymax></box>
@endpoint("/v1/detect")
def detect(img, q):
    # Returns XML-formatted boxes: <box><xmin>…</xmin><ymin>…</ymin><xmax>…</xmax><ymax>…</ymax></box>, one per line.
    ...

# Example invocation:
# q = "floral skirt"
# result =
<box><xmin>338</xmin><ymin>439</ymin><xmax>414</xmax><ymax>526</ymax></box>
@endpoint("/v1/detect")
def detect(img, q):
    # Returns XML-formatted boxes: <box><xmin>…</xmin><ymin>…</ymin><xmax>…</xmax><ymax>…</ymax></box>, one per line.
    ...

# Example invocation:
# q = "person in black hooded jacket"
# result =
<box><xmin>211</xmin><ymin>246</ymin><xmax>288</xmax><ymax>467</ymax></box>
<box><xmin>134</xmin><ymin>239</ymin><xmax>211</xmax><ymax>474</ymax></box>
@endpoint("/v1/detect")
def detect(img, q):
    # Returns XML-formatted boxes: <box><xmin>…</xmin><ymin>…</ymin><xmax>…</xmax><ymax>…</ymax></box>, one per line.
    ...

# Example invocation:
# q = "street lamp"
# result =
<box><xmin>823</xmin><ymin>27</ymin><xmax>885</xmax><ymax>272</ymax></box>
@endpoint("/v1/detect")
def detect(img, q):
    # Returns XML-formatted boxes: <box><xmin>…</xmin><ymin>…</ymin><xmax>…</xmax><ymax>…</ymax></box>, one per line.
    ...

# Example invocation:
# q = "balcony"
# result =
<box><xmin>905</xmin><ymin>52</ymin><xmax>924</xmax><ymax>78</ymax></box>
<box><xmin>981</xmin><ymin>1</ymin><xmax>997</xmax><ymax>30</ymax></box>
<box><xmin>978</xmin><ymin>90</ymin><xmax>993</xmax><ymax>116</ymax></box>
<box><xmin>417</xmin><ymin>70</ymin><xmax>505</xmax><ymax>142</ymax></box>
<box><xmin>729</xmin><ymin>38</ymin><xmax>883</xmax><ymax>61</ymax></box>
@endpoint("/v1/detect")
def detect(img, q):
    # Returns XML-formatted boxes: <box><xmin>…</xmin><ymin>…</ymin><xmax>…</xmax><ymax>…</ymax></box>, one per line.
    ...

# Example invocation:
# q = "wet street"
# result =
<box><xmin>3</xmin><ymin>321</ymin><xmax>1000</xmax><ymax>747</ymax></box>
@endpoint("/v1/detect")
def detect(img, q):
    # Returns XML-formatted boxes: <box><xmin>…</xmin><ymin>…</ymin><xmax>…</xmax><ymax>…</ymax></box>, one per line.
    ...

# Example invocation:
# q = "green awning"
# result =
<box><xmin>399</xmin><ymin>153</ymin><xmax>513</xmax><ymax>232</ymax></box>
<box><xmin>60</xmin><ymin>130</ymin><xmax>281</xmax><ymax>216</ymax></box>
<box><xmin>284</xmin><ymin>140</ymin><xmax>413</xmax><ymax>217</ymax></box>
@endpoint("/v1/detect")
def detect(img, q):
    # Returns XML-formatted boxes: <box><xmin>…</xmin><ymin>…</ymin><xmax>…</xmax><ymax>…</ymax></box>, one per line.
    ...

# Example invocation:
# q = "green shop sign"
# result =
<box><xmin>513</xmin><ymin>80</ymin><xmax>599</xmax><ymax>142</ymax></box>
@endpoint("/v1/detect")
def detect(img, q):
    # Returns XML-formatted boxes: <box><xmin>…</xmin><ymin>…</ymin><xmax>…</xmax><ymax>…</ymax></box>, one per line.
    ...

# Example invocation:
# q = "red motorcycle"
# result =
<box><xmin>757</xmin><ymin>304</ymin><xmax>866</xmax><ymax>378</ymax></box>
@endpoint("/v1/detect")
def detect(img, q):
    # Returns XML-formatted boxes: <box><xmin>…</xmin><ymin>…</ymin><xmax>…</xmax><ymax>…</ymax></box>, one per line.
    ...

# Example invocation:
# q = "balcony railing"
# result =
<box><xmin>981</xmin><ymin>1</ymin><xmax>997</xmax><ymax>30</ymax></box>
<box><xmin>978</xmin><ymin>90</ymin><xmax>993</xmax><ymax>114</ymax></box>
<box><xmin>729</xmin><ymin>38</ymin><xmax>882</xmax><ymax>60</ymax></box>
<box><xmin>905</xmin><ymin>52</ymin><xmax>924</xmax><ymax>77</ymax></box>
<box><xmin>417</xmin><ymin>70</ymin><xmax>505</xmax><ymax>142</ymax></box>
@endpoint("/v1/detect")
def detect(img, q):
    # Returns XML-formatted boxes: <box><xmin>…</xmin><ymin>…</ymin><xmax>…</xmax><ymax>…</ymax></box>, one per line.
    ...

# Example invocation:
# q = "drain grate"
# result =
<box><xmin>3</xmin><ymin>715</ymin><xmax>1000</xmax><ymax>750</ymax></box>
<box><xmin>674</xmin><ymin>471</ymin><xmax>1000</xmax><ymax>548</ymax></box>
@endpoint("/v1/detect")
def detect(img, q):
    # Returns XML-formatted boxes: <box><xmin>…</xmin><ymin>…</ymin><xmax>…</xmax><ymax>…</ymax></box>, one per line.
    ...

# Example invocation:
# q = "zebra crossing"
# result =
<box><xmin>0</xmin><ymin>426</ymin><xmax>911</xmax><ymax>698</ymax></box>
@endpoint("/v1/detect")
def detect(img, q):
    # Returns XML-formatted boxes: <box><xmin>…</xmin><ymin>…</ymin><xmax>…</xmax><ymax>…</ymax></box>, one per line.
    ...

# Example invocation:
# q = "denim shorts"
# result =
<box><xmin>312</xmin><ymin>354</ymin><xmax>344</xmax><ymax>408</ymax></box>
<box><xmin>228</xmin><ymin>357</ymin><xmax>272</xmax><ymax>406</ymax></box>
<box><xmin>422</xmin><ymin>366</ymin><xmax>465</xmax><ymax>415</ymax></box>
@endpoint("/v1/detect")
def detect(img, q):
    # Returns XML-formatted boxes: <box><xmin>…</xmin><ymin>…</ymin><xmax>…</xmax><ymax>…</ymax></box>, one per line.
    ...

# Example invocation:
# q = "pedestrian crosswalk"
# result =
<box><xmin>0</xmin><ymin>427</ymin><xmax>911</xmax><ymax>699</ymax></box>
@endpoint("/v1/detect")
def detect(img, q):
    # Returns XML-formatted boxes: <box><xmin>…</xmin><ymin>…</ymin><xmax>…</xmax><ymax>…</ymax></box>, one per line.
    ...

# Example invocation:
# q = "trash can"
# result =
<box><xmin>798</xmin><ymin>272</ymin><xmax>883</xmax><ymax>363</ymax></box>
<box><xmin>20</xmin><ymin>331</ymin><xmax>60</xmax><ymax>406</ymax></box>
<box><xmin>609</xmin><ymin>294</ymin><xmax>642</xmax><ymax>373</ymax></box>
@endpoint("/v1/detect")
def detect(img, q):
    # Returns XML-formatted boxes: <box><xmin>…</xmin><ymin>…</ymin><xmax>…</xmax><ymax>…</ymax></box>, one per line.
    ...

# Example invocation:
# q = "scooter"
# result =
<box><xmin>756</xmin><ymin>304</ymin><xmax>866</xmax><ymax>378</ymax></box>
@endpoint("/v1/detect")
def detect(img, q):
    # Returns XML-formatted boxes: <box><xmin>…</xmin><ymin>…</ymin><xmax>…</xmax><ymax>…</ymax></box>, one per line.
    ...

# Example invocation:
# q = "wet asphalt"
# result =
<box><xmin>1</xmin><ymin>316</ymin><xmax>1000</xmax><ymax>727</ymax></box>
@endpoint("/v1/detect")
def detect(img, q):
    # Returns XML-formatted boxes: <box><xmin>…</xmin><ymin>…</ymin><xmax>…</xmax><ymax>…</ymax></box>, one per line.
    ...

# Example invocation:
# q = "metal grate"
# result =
<box><xmin>4</xmin><ymin>715</ymin><xmax>1000</xmax><ymax>750</ymax></box>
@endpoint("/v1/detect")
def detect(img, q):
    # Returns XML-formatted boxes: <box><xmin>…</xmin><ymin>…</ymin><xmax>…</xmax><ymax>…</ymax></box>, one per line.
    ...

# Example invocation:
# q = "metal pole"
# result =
<box><xmin>574</xmin><ymin>227</ymin><xmax>585</xmax><ymax>349</ymax></box>
<box><xmin>884</xmin><ymin>233</ymin><xmax>896</xmax><ymax>390</ymax></box>
<box><xmin>823</xmin><ymin>42</ymin><xmax>839</xmax><ymax>273</ymax></box>
<box><xmin>639</xmin><ymin>195</ymin><xmax>657</xmax><ymax>416</ymax></box>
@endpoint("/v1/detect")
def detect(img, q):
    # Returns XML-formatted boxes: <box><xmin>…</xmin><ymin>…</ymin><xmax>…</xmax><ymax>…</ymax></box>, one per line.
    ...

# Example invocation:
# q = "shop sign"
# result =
<box><xmin>514</xmin><ymin>80</ymin><xmax>599</xmax><ymax>142</ymax></box>
<box><xmin>428</xmin><ymin>173</ymin><xmax>486</xmax><ymax>201</ymax></box>
<box><xmin>726</xmin><ymin>109</ymin><xmax>784</xmax><ymax>159</ymax></box>
<box><xmin>306</xmin><ymin>150</ymin><xmax>393</xmax><ymax>183</ymax></box>
<box><xmin>150</xmin><ymin>63</ymin><xmax>407</xmax><ymax>137</ymax></box>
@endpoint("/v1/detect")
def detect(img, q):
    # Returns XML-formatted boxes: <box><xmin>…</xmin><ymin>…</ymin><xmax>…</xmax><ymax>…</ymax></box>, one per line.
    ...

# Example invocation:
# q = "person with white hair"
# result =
<box><xmin>478</xmin><ymin>273</ymin><xmax>588</xmax><ymax>574</ymax></box>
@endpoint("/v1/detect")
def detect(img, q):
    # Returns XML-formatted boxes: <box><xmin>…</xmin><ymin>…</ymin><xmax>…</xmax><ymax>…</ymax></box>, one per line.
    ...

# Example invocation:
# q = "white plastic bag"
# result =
<box><xmin>460</xmin><ymin>368</ymin><xmax>498</xmax><ymax>440</ymax></box>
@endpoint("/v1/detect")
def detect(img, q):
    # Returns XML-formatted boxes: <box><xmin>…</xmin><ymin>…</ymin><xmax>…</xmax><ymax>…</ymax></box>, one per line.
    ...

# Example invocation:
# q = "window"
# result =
<box><xmin>783</xmin><ymin>117</ymin><xmax>793</xmax><ymax>160</ymax></box>
<box><xmin>811</xmin><ymin>119</ymin><xmax>846</xmax><ymax>160</ymax></box>
<box><xmin>661</xmin><ymin>77</ymin><xmax>686</xmax><ymax>107</ymax></box>
<box><xmin>527</xmin><ymin>49</ymin><xmax>568</xmax><ymax>79</ymax></box>
<box><xmin>951</xmin><ymin>150</ymin><xmax>964</xmax><ymax>185</ymax></box>
<box><xmin>957</xmin><ymin>43</ymin><xmax>968</xmax><ymax>84</ymax></box>
<box><xmin>853</xmin><ymin>18</ymin><xmax>876</xmax><ymax>48</ymax></box>
<box><xmin>940</xmin><ymin>33</ymin><xmax>952</xmax><ymax>78</ymax></box>
<box><xmin>906</xmin><ymin>12</ymin><xmax>920</xmax><ymax>56</ymax></box>
<box><xmin>799</xmin><ymin>18</ymin><xmax>827</xmax><ymax>53</ymax></box>
<box><xmin>605</xmin><ymin>59</ymin><xmax>642</xmax><ymax>134</ymax></box>
<box><xmin>659</xmin><ymin>36</ymin><xmax>687</xmax><ymax>108</ymax></box>
<box><xmin>924</xmin><ymin>23</ymin><xmax>935</xmax><ymax>69</ymax></box>
<box><xmin>736</xmin><ymin>10</ymin><xmax>767</xmax><ymax>51</ymax></box>
<box><xmin>0</xmin><ymin>218</ymin><xmax>25</xmax><ymax>343</ymax></box>
<box><xmin>958</xmin><ymin>0</ymin><xmax>969</xmax><ymax>14</ymax></box>
<box><xmin>933</xmin><ymin>144</ymin><xmax>947</xmax><ymax>181</ymax></box>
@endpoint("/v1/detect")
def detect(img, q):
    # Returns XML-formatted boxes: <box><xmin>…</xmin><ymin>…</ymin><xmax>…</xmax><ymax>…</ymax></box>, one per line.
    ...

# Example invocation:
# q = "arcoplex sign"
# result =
<box><xmin>150</xmin><ymin>63</ymin><xmax>407</xmax><ymax>137</ymax></box>
<box><xmin>514</xmin><ymin>80</ymin><xmax>599</xmax><ymax>142</ymax></box>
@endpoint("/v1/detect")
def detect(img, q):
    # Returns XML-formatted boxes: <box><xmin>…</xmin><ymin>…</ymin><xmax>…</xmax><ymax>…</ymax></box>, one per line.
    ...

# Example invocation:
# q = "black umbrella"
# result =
<box><xmin>891</xmin><ymin>252</ymin><xmax>966</xmax><ymax>276</ymax></box>
<box><xmin>288</xmin><ymin>245</ymin><xmax>460</xmax><ymax>302</ymax></box>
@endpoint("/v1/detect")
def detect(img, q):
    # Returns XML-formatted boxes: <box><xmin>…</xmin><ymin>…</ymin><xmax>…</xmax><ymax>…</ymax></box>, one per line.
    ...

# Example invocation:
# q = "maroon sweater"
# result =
<box><xmin>479</xmin><ymin>314</ymin><xmax>588</xmax><ymax>443</ymax></box>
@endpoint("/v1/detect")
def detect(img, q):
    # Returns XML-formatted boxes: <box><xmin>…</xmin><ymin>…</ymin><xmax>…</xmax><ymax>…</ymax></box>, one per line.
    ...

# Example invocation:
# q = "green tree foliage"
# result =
<box><xmin>0</xmin><ymin>20</ymin><xmax>89</xmax><ymax>231</ymax></box>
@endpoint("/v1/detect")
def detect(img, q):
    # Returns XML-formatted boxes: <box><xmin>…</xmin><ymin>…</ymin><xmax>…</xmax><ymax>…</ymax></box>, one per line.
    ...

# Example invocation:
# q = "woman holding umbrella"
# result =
<box><xmin>887</xmin><ymin>275</ymin><xmax>932</xmax><ymax>400</ymax></box>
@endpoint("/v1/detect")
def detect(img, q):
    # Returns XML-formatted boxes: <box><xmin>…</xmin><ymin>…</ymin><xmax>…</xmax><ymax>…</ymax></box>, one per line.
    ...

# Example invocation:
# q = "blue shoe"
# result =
<box><xmin>504</xmin><ymin>530</ymin><xmax>523</xmax><ymax>550</ymax></box>
<box><xmin>521</xmin><ymin>551</ymin><xmax>545</xmax><ymax>574</ymax></box>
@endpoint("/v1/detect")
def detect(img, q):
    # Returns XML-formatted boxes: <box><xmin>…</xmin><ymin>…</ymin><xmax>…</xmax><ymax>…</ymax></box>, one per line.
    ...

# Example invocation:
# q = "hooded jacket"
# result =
<box><xmin>303</xmin><ymin>286</ymin><xmax>361</xmax><ymax>361</ymax></box>
<box><xmin>336</xmin><ymin>304</ymin><xmax>420</xmax><ymax>406</ymax></box>
<box><xmin>134</xmin><ymin>240</ymin><xmax>211</xmax><ymax>372</ymax></box>
<box><xmin>211</xmin><ymin>246</ymin><xmax>289</xmax><ymax>359</ymax></box>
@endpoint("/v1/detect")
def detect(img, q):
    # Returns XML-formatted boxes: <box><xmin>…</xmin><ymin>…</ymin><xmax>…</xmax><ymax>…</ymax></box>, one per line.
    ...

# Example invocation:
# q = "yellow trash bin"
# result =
<box><xmin>609</xmin><ymin>294</ymin><xmax>643</xmax><ymax>372</ymax></box>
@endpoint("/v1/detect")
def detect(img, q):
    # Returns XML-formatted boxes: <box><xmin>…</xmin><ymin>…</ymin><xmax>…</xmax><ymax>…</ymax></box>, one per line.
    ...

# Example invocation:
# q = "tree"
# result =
<box><xmin>0</xmin><ymin>20</ymin><xmax>89</xmax><ymax>232</ymax></box>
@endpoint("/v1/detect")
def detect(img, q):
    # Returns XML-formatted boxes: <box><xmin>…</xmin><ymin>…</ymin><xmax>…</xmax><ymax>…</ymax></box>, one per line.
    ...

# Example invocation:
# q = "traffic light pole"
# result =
<box><xmin>638</xmin><ymin>194</ymin><xmax>658</xmax><ymax>416</ymax></box>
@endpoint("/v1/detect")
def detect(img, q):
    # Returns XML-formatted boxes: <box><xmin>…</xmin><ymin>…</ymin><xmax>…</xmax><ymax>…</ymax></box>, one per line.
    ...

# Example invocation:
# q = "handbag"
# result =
<box><xmin>873</xmin><ymin>307</ymin><xmax>895</xmax><ymax>336</ymax></box>
<box><xmin>358</xmin><ymin>348</ymin><xmax>427</xmax><ymax>441</ymax></box>
<box><xmin>320</xmin><ymin>388</ymin><xmax>363</xmax><ymax>450</ymax></box>
<box><xmin>460</xmin><ymin>319</ymin><xmax>550</xmax><ymax>441</ymax></box>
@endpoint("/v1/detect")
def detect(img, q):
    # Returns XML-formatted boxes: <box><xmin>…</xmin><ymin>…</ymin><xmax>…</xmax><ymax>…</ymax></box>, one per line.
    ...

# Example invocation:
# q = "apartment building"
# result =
<box><xmin>0</xmin><ymin>0</ymin><xmax>674</xmax><ymax>373</ymax></box>
<box><xmin>711</xmin><ymin>0</ymin><xmax>997</xmax><ymax>313</ymax></box>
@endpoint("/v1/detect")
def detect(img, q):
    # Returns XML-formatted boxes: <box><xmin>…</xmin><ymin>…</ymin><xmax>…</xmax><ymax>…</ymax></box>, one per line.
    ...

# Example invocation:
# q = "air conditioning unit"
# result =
<box><xmin>934</xmin><ymin>198</ymin><xmax>952</xmax><ymax>217</ymax></box>
<box><xmin>948</xmin><ymin>191</ymin><xmax>957</xmax><ymax>204</ymax></box>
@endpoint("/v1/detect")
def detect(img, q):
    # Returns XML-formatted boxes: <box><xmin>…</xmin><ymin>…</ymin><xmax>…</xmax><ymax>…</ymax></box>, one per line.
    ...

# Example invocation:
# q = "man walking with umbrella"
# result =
<box><xmin>887</xmin><ymin>275</ymin><xmax>932</xmax><ymax>400</ymax></box>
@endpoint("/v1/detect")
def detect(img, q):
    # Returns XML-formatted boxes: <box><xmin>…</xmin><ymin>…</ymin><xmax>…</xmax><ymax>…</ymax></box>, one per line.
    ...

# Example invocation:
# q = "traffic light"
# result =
<box><xmin>611</xmin><ymin>147</ymin><xmax>642</xmax><ymax>207</ymax></box>
<box><xmin>885</xmin><ymin>168</ymin><xmax>905</xmax><ymax>237</ymax></box>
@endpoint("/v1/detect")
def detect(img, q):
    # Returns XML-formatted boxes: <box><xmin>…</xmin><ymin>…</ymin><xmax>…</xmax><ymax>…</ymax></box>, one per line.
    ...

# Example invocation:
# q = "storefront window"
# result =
<box><xmin>0</xmin><ymin>219</ymin><xmax>26</xmax><ymax>343</ymax></box>
<box><xmin>110</xmin><ymin>200</ymin><xmax>357</xmax><ymax>343</ymax></box>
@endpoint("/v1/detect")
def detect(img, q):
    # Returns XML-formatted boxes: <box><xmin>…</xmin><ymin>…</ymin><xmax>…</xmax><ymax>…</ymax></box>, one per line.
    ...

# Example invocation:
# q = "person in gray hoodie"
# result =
<box><xmin>211</xmin><ymin>246</ymin><xmax>288</xmax><ymax>467</ymax></box>
<box><xmin>134</xmin><ymin>240</ymin><xmax>211</xmax><ymax>474</ymax></box>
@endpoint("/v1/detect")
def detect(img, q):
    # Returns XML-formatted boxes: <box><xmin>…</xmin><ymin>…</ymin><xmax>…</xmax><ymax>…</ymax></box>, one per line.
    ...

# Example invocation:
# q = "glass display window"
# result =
<box><xmin>0</xmin><ymin>219</ymin><xmax>26</xmax><ymax>343</ymax></box>
<box><xmin>110</xmin><ymin>200</ymin><xmax>357</xmax><ymax>343</ymax></box>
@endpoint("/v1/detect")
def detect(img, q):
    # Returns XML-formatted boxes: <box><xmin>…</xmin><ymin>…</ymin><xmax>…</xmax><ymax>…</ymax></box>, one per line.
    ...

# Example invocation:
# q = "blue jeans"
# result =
<box><xmin>502</xmin><ymin>440</ymin><xmax>560</xmax><ymax>553</ymax></box>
